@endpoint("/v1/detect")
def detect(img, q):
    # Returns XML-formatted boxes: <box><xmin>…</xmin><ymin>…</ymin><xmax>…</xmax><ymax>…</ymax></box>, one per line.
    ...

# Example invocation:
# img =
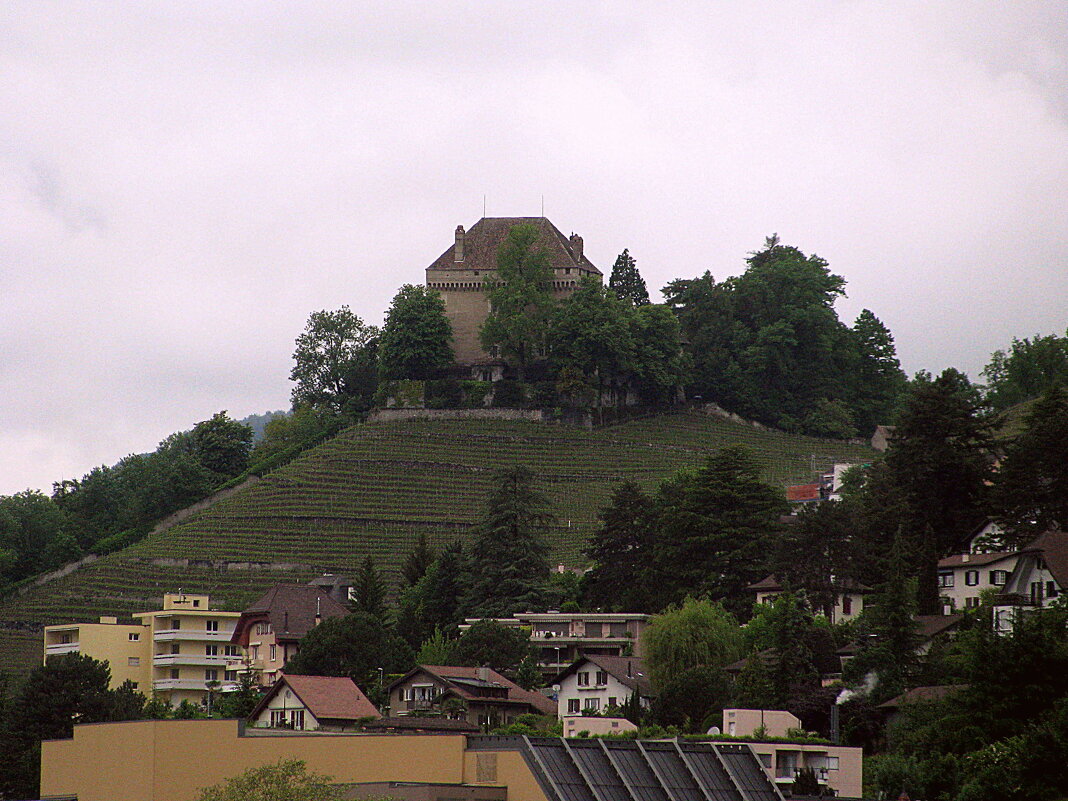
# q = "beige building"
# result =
<box><xmin>747</xmin><ymin>574</ymin><xmax>870</xmax><ymax>624</ymax></box>
<box><xmin>44</xmin><ymin>592</ymin><xmax>243</xmax><ymax>708</ymax></box>
<box><xmin>722</xmin><ymin>708</ymin><xmax>862</xmax><ymax>798</ymax></box>
<box><xmin>42</xmin><ymin>720</ymin><xmax>785</xmax><ymax>801</ymax></box>
<box><xmin>43</xmin><ymin>616</ymin><xmax>151</xmax><ymax>691</ymax></box>
<box><xmin>425</xmin><ymin>217</ymin><xmax>602</xmax><ymax>372</ymax></box>
<box><xmin>463</xmin><ymin>611</ymin><xmax>648</xmax><ymax>680</ymax></box>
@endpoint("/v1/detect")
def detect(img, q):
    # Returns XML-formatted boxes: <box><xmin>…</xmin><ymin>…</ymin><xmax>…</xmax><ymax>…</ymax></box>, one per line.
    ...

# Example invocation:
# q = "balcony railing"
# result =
<box><xmin>45</xmin><ymin>643</ymin><xmax>81</xmax><ymax>656</ymax></box>
<box><xmin>152</xmin><ymin>678</ymin><xmax>239</xmax><ymax>692</ymax></box>
<box><xmin>152</xmin><ymin>654</ymin><xmax>242</xmax><ymax>667</ymax></box>
<box><xmin>153</xmin><ymin>629</ymin><xmax>235</xmax><ymax>642</ymax></box>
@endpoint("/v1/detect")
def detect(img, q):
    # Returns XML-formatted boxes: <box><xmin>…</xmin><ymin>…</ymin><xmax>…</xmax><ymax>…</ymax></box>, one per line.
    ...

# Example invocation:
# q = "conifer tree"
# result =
<box><xmin>583</xmin><ymin>480</ymin><xmax>657</xmax><ymax>611</ymax></box>
<box><xmin>464</xmin><ymin>466</ymin><xmax>552</xmax><ymax>617</ymax></box>
<box><xmin>351</xmin><ymin>556</ymin><xmax>388</xmax><ymax>621</ymax></box>
<box><xmin>402</xmin><ymin>533</ymin><xmax>436</xmax><ymax>588</ymax></box>
<box><xmin>608</xmin><ymin>249</ymin><xmax>650</xmax><ymax>305</ymax></box>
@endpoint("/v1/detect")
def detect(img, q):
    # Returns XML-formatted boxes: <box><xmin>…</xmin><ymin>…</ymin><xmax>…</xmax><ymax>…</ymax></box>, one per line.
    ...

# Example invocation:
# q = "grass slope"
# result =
<box><xmin>0</xmin><ymin>411</ymin><xmax>874</xmax><ymax>686</ymax></box>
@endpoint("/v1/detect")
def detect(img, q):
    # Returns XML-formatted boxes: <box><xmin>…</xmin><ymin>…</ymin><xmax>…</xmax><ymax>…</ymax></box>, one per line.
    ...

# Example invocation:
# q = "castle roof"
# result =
<box><xmin>427</xmin><ymin>217</ymin><xmax>601</xmax><ymax>276</ymax></box>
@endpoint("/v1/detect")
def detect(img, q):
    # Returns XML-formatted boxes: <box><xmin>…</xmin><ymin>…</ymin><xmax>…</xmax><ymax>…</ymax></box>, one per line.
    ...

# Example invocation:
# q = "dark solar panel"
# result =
<box><xmin>678</xmin><ymin>745</ymin><xmax>743</xmax><ymax>801</ymax></box>
<box><xmin>713</xmin><ymin>745</ymin><xmax>781</xmax><ymax>801</ymax></box>
<box><xmin>637</xmin><ymin>742</ymin><xmax>707</xmax><ymax>801</ymax></box>
<box><xmin>602</xmin><ymin>742</ymin><xmax>672</xmax><ymax>801</ymax></box>
<box><xmin>566</xmin><ymin>740</ymin><xmax>634</xmax><ymax>801</ymax></box>
<box><xmin>529</xmin><ymin>739</ymin><xmax>599</xmax><ymax>801</ymax></box>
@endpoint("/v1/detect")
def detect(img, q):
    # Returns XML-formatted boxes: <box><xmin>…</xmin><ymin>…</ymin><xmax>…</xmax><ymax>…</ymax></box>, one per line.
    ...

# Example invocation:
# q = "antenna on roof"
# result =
<box><xmin>541</xmin><ymin>194</ymin><xmax>544</xmax><ymax>217</ymax></box>
<box><xmin>483</xmin><ymin>194</ymin><xmax>486</xmax><ymax>219</ymax></box>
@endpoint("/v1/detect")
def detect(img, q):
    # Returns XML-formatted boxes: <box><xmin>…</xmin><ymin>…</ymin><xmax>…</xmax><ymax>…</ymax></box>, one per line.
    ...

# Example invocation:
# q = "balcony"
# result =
<box><xmin>153</xmin><ymin>678</ymin><xmax>239</xmax><ymax>693</ymax></box>
<box><xmin>45</xmin><ymin>643</ymin><xmax>81</xmax><ymax>656</ymax></box>
<box><xmin>153</xmin><ymin>629</ymin><xmax>235</xmax><ymax>642</ymax></box>
<box><xmin>152</xmin><ymin>654</ymin><xmax>242</xmax><ymax>667</ymax></box>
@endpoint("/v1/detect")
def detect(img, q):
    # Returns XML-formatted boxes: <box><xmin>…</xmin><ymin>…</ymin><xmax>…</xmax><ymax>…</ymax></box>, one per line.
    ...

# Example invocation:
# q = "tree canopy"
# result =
<box><xmin>290</xmin><ymin>306</ymin><xmax>379</xmax><ymax>414</ymax></box>
<box><xmin>608</xmin><ymin>248</ymin><xmax>650</xmax><ymax>305</ymax></box>
<box><xmin>283</xmin><ymin>613</ymin><xmax>412</xmax><ymax>690</ymax></box>
<box><xmin>378</xmin><ymin>284</ymin><xmax>454</xmax><ymax>379</ymax></box>
<box><xmin>195</xmin><ymin>759</ymin><xmax>341</xmax><ymax>801</ymax></box>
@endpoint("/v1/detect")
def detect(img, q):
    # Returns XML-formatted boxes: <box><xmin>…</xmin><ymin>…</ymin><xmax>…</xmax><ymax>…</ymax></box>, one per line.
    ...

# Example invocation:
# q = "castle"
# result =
<box><xmin>425</xmin><ymin>217</ymin><xmax>602</xmax><ymax>375</ymax></box>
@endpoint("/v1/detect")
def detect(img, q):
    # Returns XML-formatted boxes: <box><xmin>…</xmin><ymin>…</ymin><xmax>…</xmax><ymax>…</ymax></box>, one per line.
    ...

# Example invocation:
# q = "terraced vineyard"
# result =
<box><xmin>0</xmin><ymin>410</ymin><xmax>874</xmax><ymax>688</ymax></box>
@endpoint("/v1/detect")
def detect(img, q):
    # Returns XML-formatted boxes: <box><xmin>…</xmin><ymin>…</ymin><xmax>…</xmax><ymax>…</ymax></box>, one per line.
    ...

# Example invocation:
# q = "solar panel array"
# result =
<box><xmin>506</xmin><ymin>738</ymin><xmax>783</xmax><ymax>801</ymax></box>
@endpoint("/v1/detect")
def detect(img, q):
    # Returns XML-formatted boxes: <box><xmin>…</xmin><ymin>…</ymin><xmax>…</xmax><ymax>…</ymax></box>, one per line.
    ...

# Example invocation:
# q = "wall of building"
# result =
<box><xmin>42</xmin><ymin>721</ymin><xmax>469</xmax><ymax>801</ymax></box>
<box><xmin>562</xmin><ymin>717</ymin><xmax>637</xmax><ymax>737</ymax></box>
<box><xmin>746</xmin><ymin>742</ymin><xmax>863</xmax><ymax>799</ymax></box>
<box><xmin>723</xmin><ymin>709</ymin><xmax>801</xmax><ymax>738</ymax></box>
<box><xmin>462</xmin><ymin>748</ymin><xmax>549</xmax><ymax>801</ymax></box>
<box><xmin>43</xmin><ymin>619</ymin><xmax>152</xmax><ymax>691</ymax></box>
<box><xmin>558</xmin><ymin>672</ymin><xmax>637</xmax><ymax>718</ymax></box>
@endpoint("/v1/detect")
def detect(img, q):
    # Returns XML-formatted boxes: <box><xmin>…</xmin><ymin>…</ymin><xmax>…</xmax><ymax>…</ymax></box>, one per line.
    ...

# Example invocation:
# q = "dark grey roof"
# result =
<box><xmin>467</xmin><ymin>737</ymin><xmax>782</xmax><ymax>801</ymax></box>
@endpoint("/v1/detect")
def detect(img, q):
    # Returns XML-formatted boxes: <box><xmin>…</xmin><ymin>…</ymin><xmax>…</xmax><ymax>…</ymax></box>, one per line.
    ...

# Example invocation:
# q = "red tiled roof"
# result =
<box><xmin>250</xmin><ymin>675</ymin><xmax>381</xmax><ymax>723</ymax></box>
<box><xmin>427</xmin><ymin>217</ymin><xmax>602</xmax><ymax>276</ymax></box>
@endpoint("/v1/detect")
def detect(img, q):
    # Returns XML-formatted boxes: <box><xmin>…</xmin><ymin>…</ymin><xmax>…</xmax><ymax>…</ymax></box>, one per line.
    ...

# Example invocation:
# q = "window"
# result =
<box><xmin>130</xmin><ymin>682</ymin><xmax>138</xmax><ymax>689</ymax></box>
<box><xmin>225</xmin><ymin>670</ymin><xmax>237</xmax><ymax>681</ymax></box>
<box><xmin>842</xmin><ymin>596</ymin><xmax>852</xmax><ymax>616</ymax></box>
<box><xmin>193</xmin><ymin>599</ymin><xmax>200</xmax><ymax>607</ymax></box>
<box><xmin>205</xmin><ymin>644</ymin><xmax>218</xmax><ymax>656</ymax></box>
<box><xmin>251</xmin><ymin>646</ymin><xmax>259</xmax><ymax>660</ymax></box>
<box><xmin>990</xmin><ymin>570</ymin><xmax>1008</xmax><ymax>586</ymax></box>
<box><xmin>577</xmin><ymin>672</ymin><xmax>589</xmax><ymax>686</ymax></box>
<box><xmin>584</xmin><ymin>698</ymin><xmax>600</xmax><ymax>712</ymax></box>
<box><xmin>255</xmin><ymin>622</ymin><xmax>272</xmax><ymax>635</ymax></box>
<box><xmin>171</xmin><ymin>643</ymin><xmax>180</xmax><ymax>654</ymax></box>
<box><xmin>170</xmin><ymin>619</ymin><xmax>181</xmax><ymax>630</ymax></box>
<box><xmin>129</xmin><ymin>632</ymin><xmax>140</xmax><ymax>641</ymax></box>
<box><xmin>1031</xmin><ymin>582</ymin><xmax>1045</xmax><ymax>604</ymax></box>
<box><xmin>291</xmin><ymin>710</ymin><xmax>305</xmax><ymax>729</ymax></box>
<box><xmin>826</xmin><ymin>756</ymin><xmax>839</xmax><ymax>770</ymax></box>
<box><xmin>170</xmin><ymin>669</ymin><xmax>180</xmax><ymax>680</ymax></box>
<box><xmin>128</xmin><ymin>657</ymin><xmax>140</xmax><ymax>666</ymax></box>
<box><xmin>938</xmin><ymin>573</ymin><xmax>955</xmax><ymax>588</ymax></box>
<box><xmin>270</xmin><ymin>644</ymin><xmax>277</xmax><ymax>662</ymax></box>
<box><xmin>1048</xmin><ymin>581</ymin><xmax>1059</xmax><ymax>599</ymax></box>
<box><xmin>205</xmin><ymin>669</ymin><xmax>218</xmax><ymax>681</ymax></box>
<box><xmin>206</xmin><ymin>620</ymin><xmax>219</xmax><ymax>632</ymax></box>
<box><xmin>270</xmin><ymin>710</ymin><xmax>286</xmax><ymax>727</ymax></box>
<box><xmin>224</xmin><ymin>645</ymin><xmax>239</xmax><ymax>657</ymax></box>
<box><xmin>595</xmin><ymin>671</ymin><xmax>608</xmax><ymax>686</ymax></box>
<box><xmin>965</xmin><ymin>570</ymin><xmax>979</xmax><ymax>586</ymax></box>
<box><xmin>965</xmin><ymin>597</ymin><xmax>980</xmax><ymax>608</ymax></box>
<box><xmin>568</xmin><ymin>699</ymin><xmax>580</xmax><ymax>714</ymax></box>
<box><xmin>60</xmin><ymin>633</ymin><xmax>73</xmax><ymax>644</ymax></box>
<box><xmin>608</xmin><ymin>697</ymin><xmax>617</xmax><ymax>708</ymax></box>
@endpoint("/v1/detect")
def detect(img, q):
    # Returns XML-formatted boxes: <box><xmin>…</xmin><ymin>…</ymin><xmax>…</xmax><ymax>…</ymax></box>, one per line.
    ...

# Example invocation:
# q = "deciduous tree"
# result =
<box><xmin>290</xmin><ymin>306</ymin><xmax>379</xmax><ymax>414</ymax></box>
<box><xmin>378</xmin><ymin>284</ymin><xmax>454</xmax><ymax>379</ymax></box>
<box><xmin>195</xmin><ymin>759</ymin><xmax>341</xmax><ymax>801</ymax></box>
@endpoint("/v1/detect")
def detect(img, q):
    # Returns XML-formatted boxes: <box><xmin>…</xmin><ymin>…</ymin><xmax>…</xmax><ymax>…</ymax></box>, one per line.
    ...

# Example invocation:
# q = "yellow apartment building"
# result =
<box><xmin>43</xmin><ymin>592</ymin><xmax>243</xmax><ymax>708</ymax></box>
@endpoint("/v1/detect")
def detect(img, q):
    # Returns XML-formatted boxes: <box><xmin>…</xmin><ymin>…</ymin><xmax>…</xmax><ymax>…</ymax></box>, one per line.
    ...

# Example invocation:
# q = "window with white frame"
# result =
<box><xmin>205</xmin><ymin>644</ymin><xmax>218</xmax><ymax>656</ymax></box>
<box><xmin>205</xmin><ymin>669</ymin><xmax>218</xmax><ymax>681</ymax></box>
<box><xmin>206</xmin><ymin>620</ymin><xmax>219</xmax><ymax>632</ymax></box>
<box><xmin>567</xmin><ymin>699</ymin><xmax>580</xmax><ymax>714</ymax></box>
<box><xmin>965</xmin><ymin>570</ymin><xmax>979</xmax><ymax>586</ymax></box>
<box><xmin>270</xmin><ymin>709</ymin><xmax>286</xmax><ymax>727</ymax></box>
<box><xmin>583</xmin><ymin>697</ymin><xmax>600</xmax><ymax>712</ymax></box>
<box><xmin>577</xmin><ymin>672</ymin><xmax>589</xmax><ymax>686</ymax></box>
<box><xmin>990</xmin><ymin>570</ymin><xmax>1008</xmax><ymax>586</ymax></box>
<box><xmin>938</xmin><ymin>573</ymin><xmax>954</xmax><ymax>588</ymax></box>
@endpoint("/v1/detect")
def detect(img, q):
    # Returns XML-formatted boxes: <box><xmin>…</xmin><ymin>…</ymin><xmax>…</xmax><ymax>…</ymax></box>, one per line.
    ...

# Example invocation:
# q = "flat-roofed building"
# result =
<box><xmin>43</xmin><ymin>615</ymin><xmax>151</xmax><ymax>691</ymax></box>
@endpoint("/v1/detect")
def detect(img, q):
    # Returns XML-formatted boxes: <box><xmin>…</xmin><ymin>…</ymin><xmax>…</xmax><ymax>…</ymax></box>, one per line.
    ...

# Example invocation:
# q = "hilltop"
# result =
<box><xmin>0</xmin><ymin>410</ymin><xmax>873</xmax><ymax>687</ymax></box>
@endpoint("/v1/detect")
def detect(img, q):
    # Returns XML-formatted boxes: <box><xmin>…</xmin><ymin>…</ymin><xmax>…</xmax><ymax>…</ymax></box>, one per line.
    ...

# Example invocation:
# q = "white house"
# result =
<box><xmin>248</xmin><ymin>674</ymin><xmax>381</xmax><ymax>731</ymax></box>
<box><xmin>993</xmin><ymin>530</ymin><xmax>1067</xmax><ymax>634</ymax></box>
<box><xmin>552</xmin><ymin>655</ymin><xmax>653</xmax><ymax>719</ymax></box>
<box><xmin>937</xmin><ymin>550</ymin><xmax>1019</xmax><ymax>612</ymax></box>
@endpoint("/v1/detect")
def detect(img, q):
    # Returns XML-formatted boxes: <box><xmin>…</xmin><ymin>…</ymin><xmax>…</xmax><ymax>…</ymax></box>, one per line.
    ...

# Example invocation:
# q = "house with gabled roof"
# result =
<box><xmin>993</xmin><ymin>529</ymin><xmax>1068</xmax><ymax>633</ymax></box>
<box><xmin>231</xmin><ymin>584</ymin><xmax>349</xmax><ymax>685</ymax></box>
<box><xmin>248</xmin><ymin>674</ymin><xmax>380</xmax><ymax>731</ymax></box>
<box><xmin>747</xmin><ymin>573</ymin><xmax>871</xmax><ymax>623</ymax></box>
<box><xmin>386</xmin><ymin>665</ymin><xmax>556</xmax><ymax>729</ymax></box>
<box><xmin>425</xmin><ymin>217</ymin><xmax>602</xmax><ymax>373</ymax></box>
<box><xmin>552</xmin><ymin>655</ymin><xmax>653</xmax><ymax>719</ymax></box>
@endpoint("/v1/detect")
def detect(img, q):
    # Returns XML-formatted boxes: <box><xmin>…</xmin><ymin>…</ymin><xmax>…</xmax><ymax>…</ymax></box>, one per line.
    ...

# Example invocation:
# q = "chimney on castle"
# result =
<box><xmin>569</xmin><ymin>233</ymin><xmax>583</xmax><ymax>263</ymax></box>
<box><xmin>454</xmin><ymin>225</ymin><xmax>466</xmax><ymax>262</ymax></box>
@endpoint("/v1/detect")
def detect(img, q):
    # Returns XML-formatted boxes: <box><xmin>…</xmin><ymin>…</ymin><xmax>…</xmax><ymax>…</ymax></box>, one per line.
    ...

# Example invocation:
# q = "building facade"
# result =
<box><xmin>462</xmin><ymin>612</ymin><xmax>648</xmax><ymax>680</ymax></box>
<box><xmin>937</xmin><ymin>550</ymin><xmax>1018</xmax><ymax>612</ymax></box>
<box><xmin>425</xmin><ymin>217</ymin><xmax>602</xmax><ymax>371</ymax></box>
<box><xmin>248</xmin><ymin>674</ymin><xmax>380</xmax><ymax>731</ymax></box>
<box><xmin>44</xmin><ymin>593</ymin><xmax>243</xmax><ymax>706</ymax></box>
<box><xmin>553</xmin><ymin>655</ymin><xmax>652</xmax><ymax>719</ymax></box>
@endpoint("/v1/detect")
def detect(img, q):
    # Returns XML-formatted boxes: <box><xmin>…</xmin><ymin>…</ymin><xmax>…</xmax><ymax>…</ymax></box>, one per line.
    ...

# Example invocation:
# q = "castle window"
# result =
<box><xmin>565</xmin><ymin>268</ymin><xmax>571</xmax><ymax>274</ymax></box>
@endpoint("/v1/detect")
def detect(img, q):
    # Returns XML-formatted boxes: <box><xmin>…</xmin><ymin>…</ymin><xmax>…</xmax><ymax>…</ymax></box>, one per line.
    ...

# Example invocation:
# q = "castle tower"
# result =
<box><xmin>425</xmin><ymin>217</ymin><xmax>602</xmax><ymax>369</ymax></box>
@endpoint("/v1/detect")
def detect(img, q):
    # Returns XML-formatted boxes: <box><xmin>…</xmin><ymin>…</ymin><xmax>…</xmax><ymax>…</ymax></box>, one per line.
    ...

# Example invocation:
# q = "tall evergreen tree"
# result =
<box><xmin>583</xmin><ymin>480</ymin><xmax>657</xmax><ymax>611</ymax></box>
<box><xmin>850</xmin><ymin>309</ymin><xmax>907</xmax><ymax>434</ymax></box>
<box><xmin>351</xmin><ymin>556</ymin><xmax>388</xmax><ymax>621</ymax></box>
<box><xmin>402</xmin><ymin>533</ymin><xmax>436</xmax><ymax>588</ymax></box>
<box><xmin>464</xmin><ymin>466</ymin><xmax>552</xmax><ymax>617</ymax></box>
<box><xmin>422</xmin><ymin>541</ymin><xmax>467</xmax><ymax>634</ymax></box>
<box><xmin>608</xmin><ymin>248</ymin><xmax>650</xmax><ymax>305</ymax></box>
<box><xmin>992</xmin><ymin>385</ymin><xmax>1068</xmax><ymax>545</ymax></box>
<box><xmin>881</xmin><ymin>369</ymin><xmax>992</xmax><ymax>613</ymax></box>
<box><xmin>653</xmin><ymin>446</ymin><xmax>787</xmax><ymax>612</ymax></box>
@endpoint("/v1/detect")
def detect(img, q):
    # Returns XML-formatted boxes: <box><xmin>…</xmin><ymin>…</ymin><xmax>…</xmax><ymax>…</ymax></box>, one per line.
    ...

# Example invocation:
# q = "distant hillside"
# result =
<box><xmin>238</xmin><ymin>410</ymin><xmax>288</xmax><ymax>442</ymax></box>
<box><xmin>0</xmin><ymin>411</ymin><xmax>873</xmax><ymax>688</ymax></box>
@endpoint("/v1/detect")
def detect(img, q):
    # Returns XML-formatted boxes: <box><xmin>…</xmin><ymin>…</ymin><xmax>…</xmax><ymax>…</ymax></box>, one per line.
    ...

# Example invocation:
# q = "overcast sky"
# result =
<box><xmin>2</xmin><ymin>2</ymin><xmax>1067</xmax><ymax>496</ymax></box>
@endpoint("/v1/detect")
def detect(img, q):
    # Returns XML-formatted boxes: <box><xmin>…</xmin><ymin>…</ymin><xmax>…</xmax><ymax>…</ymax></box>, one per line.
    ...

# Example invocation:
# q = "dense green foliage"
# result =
<box><xmin>290</xmin><ymin>306</ymin><xmax>379</xmax><ymax>414</ymax></box>
<box><xmin>378</xmin><ymin>284</ymin><xmax>454</xmax><ymax>380</ymax></box>
<box><xmin>195</xmin><ymin>759</ymin><xmax>341</xmax><ymax>801</ymax></box>
<box><xmin>282</xmin><ymin>612</ymin><xmax>412</xmax><ymax>690</ymax></box>
<box><xmin>643</xmin><ymin>598</ymin><xmax>743</xmax><ymax>689</ymax></box>
<box><xmin>981</xmin><ymin>330</ymin><xmax>1068</xmax><ymax>412</ymax></box>
<box><xmin>665</xmin><ymin>235</ymin><xmax>906</xmax><ymax>436</ymax></box>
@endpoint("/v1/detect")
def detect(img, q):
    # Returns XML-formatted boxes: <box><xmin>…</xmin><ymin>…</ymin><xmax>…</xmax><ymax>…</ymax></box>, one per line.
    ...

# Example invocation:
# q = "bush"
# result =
<box><xmin>426</xmin><ymin>379</ymin><xmax>463</xmax><ymax>409</ymax></box>
<box><xmin>491</xmin><ymin>380</ymin><xmax>527</xmax><ymax>408</ymax></box>
<box><xmin>459</xmin><ymin>381</ymin><xmax>492</xmax><ymax>408</ymax></box>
